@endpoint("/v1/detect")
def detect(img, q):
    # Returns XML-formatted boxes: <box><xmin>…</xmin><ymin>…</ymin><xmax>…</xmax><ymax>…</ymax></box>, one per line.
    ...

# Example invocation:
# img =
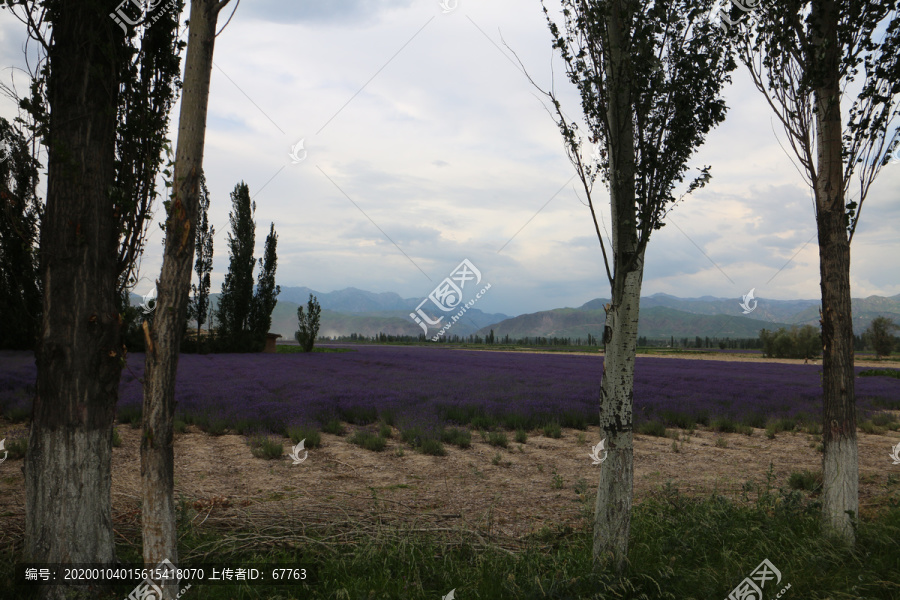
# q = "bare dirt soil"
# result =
<box><xmin>2</xmin><ymin>353</ymin><xmax>898</xmax><ymax>550</ymax></box>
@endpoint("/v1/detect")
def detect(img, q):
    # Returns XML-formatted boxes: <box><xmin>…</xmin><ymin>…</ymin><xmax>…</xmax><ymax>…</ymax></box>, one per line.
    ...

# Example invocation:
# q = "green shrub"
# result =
<box><xmin>419</xmin><ymin>438</ymin><xmax>446</xmax><ymax>456</ymax></box>
<box><xmin>286</xmin><ymin>426</ymin><xmax>322</xmax><ymax>448</ymax></box>
<box><xmin>322</xmin><ymin>419</ymin><xmax>346</xmax><ymax>436</ymax></box>
<box><xmin>173</xmin><ymin>419</ymin><xmax>188</xmax><ymax>434</ymax></box>
<box><xmin>488</xmin><ymin>431</ymin><xmax>508</xmax><ymax>448</ymax></box>
<box><xmin>515</xmin><ymin>429</ymin><xmax>528</xmax><ymax>444</ymax></box>
<box><xmin>339</xmin><ymin>406</ymin><xmax>378</xmax><ymax>426</ymax></box>
<box><xmin>542</xmin><ymin>422</ymin><xmax>562</xmax><ymax>439</ymax></box>
<box><xmin>440</xmin><ymin>427</ymin><xmax>471</xmax><ymax>449</ymax></box>
<box><xmin>206</xmin><ymin>419</ymin><xmax>227</xmax><ymax>436</ymax></box>
<box><xmin>348</xmin><ymin>430</ymin><xmax>387</xmax><ymax>452</ymax></box>
<box><xmin>801</xmin><ymin>422</ymin><xmax>822</xmax><ymax>435</ymax></box>
<box><xmin>471</xmin><ymin>414</ymin><xmax>496</xmax><ymax>430</ymax></box>
<box><xmin>552</xmin><ymin>473</ymin><xmax>564</xmax><ymax>489</ymax></box>
<box><xmin>400</xmin><ymin>426</ymin><xmax>425</xmax><ymax>446</ymax></box>
<box><xmin>871</xmin><ymin>412</ymin><xmax>897</xmax><ymax>428</ymax></box>
<box><xmin>859</xmin><ymin>421</ymin><xmax>886</xmax><ymax>435</ymax></box>
<box><xmin>636</xmin><ymin>420</ymin><xmax>667</xmax><ymax>437</ymax></box>
<box><xmin>112</xmin><ymin>428</ymin><xmax>122</xmax><ymax>448</ymax></box>
<box><xmin>491</xmin><ymin>452</ymin><xmax>501</xmax><ymax>466</ymax></box>
<box><xmin>4</xmin><ymin>435</ymin><xmax>28</xmax><ymax>459</ymax></box>
<box><xmin>788</xmin><ymin>469</ymin><xmax>822</xmax><ymax>492</ymax></box>
<box><xmin>248</xmin><ymin>435</ymin><xmax>283</xmax><ymax>459</ymax></box>
<box><xmin>715</xmin><ymin>437</ymin><xmax>728</xmax><ymax>448</ymax></box>
<box><xmin>118</xmin><ymin>405</ymin><xmax>142</xmax><ymax>429</ymax></box>
<box><xmin>4</xmin><ymin>405</ymin><xmax>30</xmax><ymax>423</ymax></box>
<box><xmin>766</xmin><ymin>417</ymin><xmax>796</xmax><ymax>435</ymax></box>
<box><xmin>378</xmin><ymin>422</ymin><xmax>393</xmax><ymax>439</ymax></box>
<box><xmin>759</xmin><ymin>325</ymin><xmax>821</xmax><ymax>359</ymax></box>
<box><xmin>711</xmin><ymin>417</ymin><xmax>738</xmax><ymax>433</ymax></box>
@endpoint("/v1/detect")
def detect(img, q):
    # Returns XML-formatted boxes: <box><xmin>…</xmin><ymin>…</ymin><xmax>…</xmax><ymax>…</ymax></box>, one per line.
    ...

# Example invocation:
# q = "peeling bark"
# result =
<box><xmin>141</xmin><ymin>1</ymin><xmax>230</xmax><ymax>596</ymax></box>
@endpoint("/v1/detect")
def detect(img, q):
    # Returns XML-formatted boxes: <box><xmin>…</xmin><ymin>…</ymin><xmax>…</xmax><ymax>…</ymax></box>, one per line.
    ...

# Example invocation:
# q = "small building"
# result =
<box><xmin>264</xmin><ymin>333</ymin><xmax>282</xmax><ymax>353</ymax></box>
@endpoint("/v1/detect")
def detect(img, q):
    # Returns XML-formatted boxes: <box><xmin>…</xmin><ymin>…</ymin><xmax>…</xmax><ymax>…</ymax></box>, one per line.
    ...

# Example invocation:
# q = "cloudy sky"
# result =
<box><xmin>1</xmin><ymin>0</ymin><xmax>898</xmax><ymax>316</ymax></box>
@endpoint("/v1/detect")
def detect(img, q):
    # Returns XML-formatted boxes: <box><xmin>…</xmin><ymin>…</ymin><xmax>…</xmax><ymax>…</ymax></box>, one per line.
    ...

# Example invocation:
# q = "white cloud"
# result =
<box><xmin>0</xmin><ymin>0</ymin><xmax>896</xmax><ymax>316</ymax></box>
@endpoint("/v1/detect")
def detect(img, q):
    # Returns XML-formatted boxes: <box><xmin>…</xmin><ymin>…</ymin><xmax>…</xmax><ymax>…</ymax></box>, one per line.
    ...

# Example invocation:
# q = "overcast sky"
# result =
<box><xmin>1</xmin><ymin>0</ymin><xmax>898</xmax><ymax>316</ymax></box>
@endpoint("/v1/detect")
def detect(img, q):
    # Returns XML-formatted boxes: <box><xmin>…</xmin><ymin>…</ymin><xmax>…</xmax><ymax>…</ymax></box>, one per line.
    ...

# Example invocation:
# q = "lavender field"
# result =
<box><xmin>2</xmin><ymin>346</ymin><xmax>898</xmax><ymax>436</ymax></box>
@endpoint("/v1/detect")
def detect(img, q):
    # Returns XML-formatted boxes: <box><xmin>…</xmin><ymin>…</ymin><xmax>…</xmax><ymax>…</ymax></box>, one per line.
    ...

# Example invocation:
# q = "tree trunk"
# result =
<box><xmin>594</xmin><ymin>262</ymin><xmax>642</xmax><ymax>572</ymax></box>
<box><xmin>141</xmin><ymin>1</ymin><xmax>228</xmax><ymax>595</ymax></box>
<box><xmin>25</xmin><ymin>2</ymin><xmax>123</xmax><ymax>598</ymax></box>
<box><xmin>593</xmin><ymin>0</ymin><xmax>639</xmax><ymax>573</ymax></box>
<box><xmin>811</xmin><ymin>0</ymin><xmax>857</xmax><ymax>544</ymax></box>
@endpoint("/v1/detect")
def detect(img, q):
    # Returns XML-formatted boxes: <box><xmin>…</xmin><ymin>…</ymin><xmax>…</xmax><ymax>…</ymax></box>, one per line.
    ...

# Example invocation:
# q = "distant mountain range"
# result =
<box><xmin>131</xmin><ymin>287</ymin><xmax>900</xmax><ymax>341</ymax></box>
<box><xmin>477</xmin><ymin>293</ymin><xmax>900</xmax><ymax>340</ymax></box>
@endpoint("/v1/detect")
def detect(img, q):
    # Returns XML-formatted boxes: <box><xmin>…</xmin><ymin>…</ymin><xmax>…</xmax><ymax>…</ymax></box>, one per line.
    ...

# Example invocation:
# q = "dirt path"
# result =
<box><xmin>450</xmin><ymin>345</ymin><xmax>897</xmax><ymax>369</ymax></box>
<box><xmin>2</xmin><ymin>420</ymin><xmax>898</xmax><ymax>548</ymax></box>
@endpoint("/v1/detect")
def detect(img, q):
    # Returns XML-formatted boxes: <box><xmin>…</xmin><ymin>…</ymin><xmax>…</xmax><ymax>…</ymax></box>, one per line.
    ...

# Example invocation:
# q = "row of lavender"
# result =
<box><xmin>1</xmin><ymin>346</ymin><xmax>898</xmax><ymax>435</ymax></box>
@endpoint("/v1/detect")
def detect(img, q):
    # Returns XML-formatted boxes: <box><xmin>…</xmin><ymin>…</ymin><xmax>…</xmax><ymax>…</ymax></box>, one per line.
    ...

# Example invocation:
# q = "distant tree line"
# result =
<box><xmin>759</xmin><ymin>325</ymin><xmax>822</xmax><ymax>359</ymax></box>
<box><xmin>321</xmin><ymin>323</ymin><xmax>899</xmax><ymax>356</ymax></box>
<box><xmin>119</xmin><ymin>180</ymin><xmax>280</xmax><ymax>354</ymax></box>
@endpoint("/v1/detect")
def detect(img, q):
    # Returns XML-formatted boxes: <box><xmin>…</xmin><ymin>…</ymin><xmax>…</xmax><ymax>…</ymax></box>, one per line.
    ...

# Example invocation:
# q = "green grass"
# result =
<box><xmin>401</xmin><ymin>426</ymin><xmax>446</xmax><ymax>455</ymax></box>
<box><xmin>247</xmin><ymin>435</ymin><xmax>283</xmax><ymax>460</ymax></box>
<box><xmin>112</xmin><ymin>427</ymin><xmax>122</xmax><ymax>448</ymax></box>
<box><xmin>542</xmin><ymin>422</ymin><xmax>562</xmax><ymax>438</ymax></box>
<box><xmin>3</xmin><ymin>435</ymin><xmax>27</xmax><ymax>459</ymax></box>
<box><xmin>3</xmin><ymin>405</ymin><xmax>30</xmax><ymax>423</ymax></box>
<box><xmin>710</xmin><ymin>417</ymin><xmax>752</xmax><ymax>435</ymax></box>
<box><xmin>321</xmin><ymin>418</ymin><xmax>346</xmax><ymax>436</ymax></box>
<box><xmin>488</xmin><ymin>431</ymin><xmax>508</xmax><ymax>448</ymax></box>
<box><xmin>515</xmin><ymin>428</ymin><xmax>528</xmax><ymax>444</ymax></box>
<box><xmin>4</xmin><ymin>478</ymin><xmax>899</xmax><ymax>600</ymax></box>
<box><xmin>859</xmin><ymin>368</ymin><xmax>900</xmax><ymax>379</ymax></box>
<box><xmin>419</xmin><ymin>438</ymin><xmax>446</xmax><ymax>456</ymax></box>
<box><xmin>715</xmin><ymin>437</ymin><xmax>728</xmax><ymax>448</ymax></box>
<box><xmin>636</xmin><ymin>420</ymin><xmax>667</xmax><ymax>437</ymax></box>
<box><xmin>788</xmin><ymin>469</ymin><xmax>823</xmax><ymax>493</ymax></box>
<box><xmin>205</xmin><ymin>418</ymin><xmax>227</xmax><ymax>436</ymax></box>
<box><xmin>347</xmin><ymin>430</ymin><xmax>387</xmax><ymax>452</ymax></box>
<box><xmin>440</xmin><ymin>427</ymin><xmax>471</xmax><ymax>449</ymax></box>
<box><xmin>276</xmin><ymin>345</ymin><xmax>354</xmax><ymax>354</ymax></box>
<box><xmin>286</xmin><ymin>425</ymin><xmax>322</xmax><ymax>448</ymax></box>
<box><xmin>860</xmin><ymin>420</ymin><xmax>887</xmax><ymax>435</ymax></box>
<box><xmin>117</xmin><ymin>405</ymin><xmax>142</xmax><ymax>429</ymax></box>
<box><xmin>765</xmin><ymin>417</ymin><xmax>797</xmax><ymax>439</ymax></box>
